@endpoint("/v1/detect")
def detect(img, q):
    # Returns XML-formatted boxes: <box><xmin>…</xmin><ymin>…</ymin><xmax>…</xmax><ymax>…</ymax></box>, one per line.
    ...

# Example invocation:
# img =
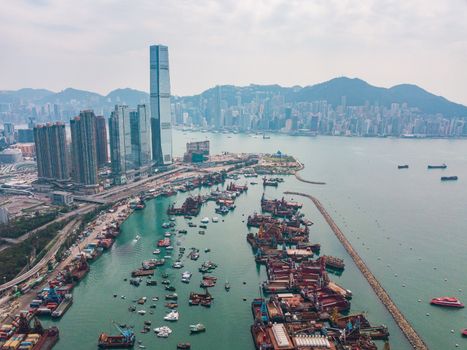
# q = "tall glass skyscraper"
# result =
<box><xmin>109</xmin><ymin>105</ymin><xmax>132</xmax><ymax>185</ymax></box>
<box><xmin>150</xmin><ymin>44</ymin><xmax>172</xmax><ymax>165</ymax></box>
<box><xmin>130</xmin><ymin>104</ymin><xmax>152</xmax><ymax>168</ymax></box>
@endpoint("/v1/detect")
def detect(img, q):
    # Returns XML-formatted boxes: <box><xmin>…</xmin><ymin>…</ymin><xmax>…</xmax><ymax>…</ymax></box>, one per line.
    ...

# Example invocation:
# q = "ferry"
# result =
<box><xmin>430</xmin><ymin>297</ymin><xmax>464</xmax><ymax>308</ymax></box>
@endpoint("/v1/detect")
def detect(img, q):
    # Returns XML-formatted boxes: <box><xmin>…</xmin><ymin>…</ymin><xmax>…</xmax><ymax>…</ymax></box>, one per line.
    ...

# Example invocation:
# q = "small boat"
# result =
<box><xmin>441</xmin><ymin>176</ymin><xmax>458</xmax><ymax>181</ymax></box>
<box><xmin>172</xmin><ymin>261</ymin><xmax>184</xmax><ymax>269</ymax></box>
<box><xmin>165</xmin><ymin>302</ymin><xmax>178</xmax><ymax>309</ymax></box>
<box><xmin>165</xmin><ymin>293</ymin><xmax>178</xmax><ymax>300</ymax></box>
<box><xmin>190</xmin><ymin>323</ymin><xmax>206</xmax><ymax>333</ymax></box>
<box><xmin>177</xmin><ymin>343</ymin><xmax>191</xmax><ymax>349</ymax></box>
<box><xmin>165</xmin><ymin>286</ymin><xmax>176</xmax><ymax>292</ymax></box>
<box><xmin>430</xmin><ymin>297</ymin><xmax>464</xmax><ymax>308</ymax></box>
<box><xmin>133</xmin><ymin>235</ymin><xmax>141</xmax><ymax>241</ymax></box>
<box><xmin>398</xmin><ymin>165</ymin><xmax>409</xmax><ymax>169</ymax></box>
<box><xmin>154</xmin><ymin>326</ymin><xmax>172</xmax><ymax>338</ymax></box>
<box><xmin>178</xmin><ymin>229</ymin><xmax>188</xmax><ymax>234</ymax></box>
<box><xmin>201</xmin><ymin>217</ymin><xmax>210</xmax><ymax>224</ymax></box>
<box><xmin>225</xmin><ymin>281</ymin><xmax>231</xmax><ymax>291</ymax></box>
<box><xmin>181</xmin><ymin>271</ymin><xmax>192</xmax><ymax>283</ymax></box>
<box><xmin>212</xmin><ymin>217</ymin><xmax>219</xmax><ymax>223</ymax></box>
<box><xmin>204</xmin><ymin>248</ymin><xmax>210</xmax><ymax>253</ymax></box>
<box><xmin>428</xmin><ymin>163</ymin><xmax>447</xmax><ymax>169</ymax></box>
<box><xmin>462</xmin><ymin>329</ymin><xmax>467</xmax><ymax>337</ymax></box>
<box><xmin>164</xmin><ymin>310</ymin><xmax>179</xmax><ymax>321</ymax></box>
<box><xmin>162</xmin><ymin>272</ymin><xmax>169</xmax><ymax>278</ymax></box>
<box><xmin>153</xmin><ymin>249</ymin><xmax>161</xmax><ymax>254</ymax></box>
<box><xmin>198</xmin><ymin>230</ymin><xmax>205</xmax><ymax>235</ymax></box>
<box><xmin>137</xmin><ymin>310</ymin><xmax>146</xmax><ymax>315</ymax></box>
<box><xmin>165</xmin><ymin>232</ymin><xmax>171</xmax><ymax>237</ymax></box>
<box><xmin>166</xmin><ymin>245</ymin><xmax>174</xmax><ymax>250</ymax></box>
<box><xmin>162</xmin><ymin>222</ymin><xmax>170</xmax><ymax>228</ymax></box>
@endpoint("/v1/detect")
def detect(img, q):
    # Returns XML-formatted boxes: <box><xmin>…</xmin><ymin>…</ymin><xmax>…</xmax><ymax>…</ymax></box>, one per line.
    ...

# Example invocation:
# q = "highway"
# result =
<box><xmin>0</xmin><ymin>219</ymin><xmax>81</xmax><ymax>293</ymax></box>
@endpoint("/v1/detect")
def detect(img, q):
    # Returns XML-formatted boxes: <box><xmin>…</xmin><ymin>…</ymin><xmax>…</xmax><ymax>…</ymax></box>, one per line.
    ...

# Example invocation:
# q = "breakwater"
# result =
<box><xmin>294</xmin><ymin>161</ymin><xmax>326</xmax><ymax>185</ymax></box>
<box><xmin>284</xmin><ymin>191</ymin><xmax>428</xmax><ymax>350</ymax></box>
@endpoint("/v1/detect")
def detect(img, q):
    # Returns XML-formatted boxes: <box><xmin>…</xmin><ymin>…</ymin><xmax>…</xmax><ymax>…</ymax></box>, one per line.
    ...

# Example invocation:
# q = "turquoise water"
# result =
<box><xmin>47</xmin><ymin>131</ymin><xmax>467</xmax><ymax>349</ymax></box>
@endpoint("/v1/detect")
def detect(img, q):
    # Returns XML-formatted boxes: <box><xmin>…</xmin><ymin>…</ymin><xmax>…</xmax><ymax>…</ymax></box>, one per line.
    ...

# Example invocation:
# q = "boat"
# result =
<box><xmin>204</xmin><ymin>248</ymin><xmax>210</xmax><ymax>253</ymax></box>
<box><xmin>133</xmin><ymin>235</ymin><xmax>141</xmax><ymax>241</ymax></box>
<box><xmin>215</xmin><ymin>206</ymin><xmax>229</xmax><ymax>215</ymax></box>
<box><xmin>398</xmin><ymin>165</ymin><xmax>409</xmax><ymax>169</ymax></box>
<box><xmin>189</xmin><ymin>323</ymin><xmax>206</xmax><ymax>333</ymax></box>
<box><xmin>162</xmin><ymin>222</ymin><xmax>170</xmax><ymax>229</ymax></box>
<box><xmin>157</xmin><ymin>238</ymin><xmax>171</xmax><ymax>247</ymax></box>
<box><xmin>164</xmin><ymin>232</ymin><xmax>171</xmax><ymax>237</ymax></box>
<box><xmin>201</xmin><ymin>217</ymin><xmax>210</xmax><ymax>224</ymax></box>
<box><xmin>225</xmin><ymin>281</ymin><xmax>231</xmax><ymax>291</ymax></box>
<box><xmin>153</xmin><ymin>249</ymin><xmax>161</xmax><ymax>255</ymax></box>
<box><xmin>177</xmin><ymin>343</ymin><xmax>191</xmax><ymax>349</ymax></box>
<box><xmin>441</xmin><ymin>176</ymin><xmax>458</xmax><ymax>181</ymax></box>
<box><xmin>165</xmin><ymin>286</ymin><xmax>176</xmax><ymax>292</ymax></box>
<box><xmin>181</xmin><ymin>271</ymin><xmax>192</xmax><ymax>283</ymax></box>
<box><xmin>172</xmin><ymin>261</ymin><xmax>184</xmax><ymax>269</ymax></box>
<box><xmin>165</xmin><ymin>302</ymin><xmax>178</xmax><ymax>309</ymax></box>
<box><xmin>98</xmin><ymin>323</ymin><xmax>135</xmax><ymax>349</ymax></box>
<box><xmin>430</xmin><ymin>297</ymin><xmax>464</xmax><ymax>308</ymax></box>
<box><xmin>51</xmin><ymin>293</ymin><xmax>73</xmax><ymax>318</ymax></box>
<box><xmin>428</xmin><ymin>163</ymin><xmax>447</xmax><ymax>169</ymax></box>
<box><xmin>163</xmin><ymin>310</ymin><xmax>179</xmax><ymax>321</ymax></box>
<box><xmin>154</xmin><ymin>326</ymin><xmax>172</xmax><ymax>338</ymax></box>
<box><xmin>165</xmin><ymin>293</ymin><xmax>178</xmax><ymax>300</ymax></box>
<box><xmin>137</xmin><ymin>310</ymin><xmax>146</xmax><ymax>315</ymax></box>
<box><xmin>212</xmin><ymin>217</ymin><xmax>219</xmax><ymax>223</ymax></box>
<box><xmin>462</xmin><ymin>329</ymin><xmax>467</xmax><ymax>337</ymax></box>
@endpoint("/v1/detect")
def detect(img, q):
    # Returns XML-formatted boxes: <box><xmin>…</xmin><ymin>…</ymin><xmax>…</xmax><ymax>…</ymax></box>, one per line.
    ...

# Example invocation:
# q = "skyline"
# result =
<box><xmin>0</xmin><ymin>1</ymin><xmax>466</xmax><ymax>105</ymax></box>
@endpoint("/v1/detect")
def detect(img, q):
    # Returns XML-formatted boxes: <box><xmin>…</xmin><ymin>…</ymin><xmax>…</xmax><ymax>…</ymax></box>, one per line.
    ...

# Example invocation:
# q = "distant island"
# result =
<box><xmin>2</xmin><ymin>77</ymin><xmax>467</xmax><ymax>138</ymax></box>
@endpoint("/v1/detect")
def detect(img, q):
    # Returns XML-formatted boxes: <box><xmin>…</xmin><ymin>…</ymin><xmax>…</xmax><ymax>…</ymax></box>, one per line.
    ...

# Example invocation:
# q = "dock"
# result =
<box><xmin>284</xmin><ymin>191</ymin><xmax>428</xmax><ymax>350</ymax></box>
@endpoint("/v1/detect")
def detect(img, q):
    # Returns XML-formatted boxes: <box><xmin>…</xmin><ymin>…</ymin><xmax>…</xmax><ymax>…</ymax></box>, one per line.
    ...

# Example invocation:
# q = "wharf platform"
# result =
<box><xmin>284</xmin><ymin>191</ymin><xmax>428</xmax><ymax>350</ymax></box>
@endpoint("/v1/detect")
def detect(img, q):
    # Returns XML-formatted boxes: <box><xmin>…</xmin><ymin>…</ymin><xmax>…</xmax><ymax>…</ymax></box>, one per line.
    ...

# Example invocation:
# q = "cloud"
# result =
<box><xmin>0</xmin><ymin>0</ymin><xmax>466</xmax><ymax>104</ymax></box>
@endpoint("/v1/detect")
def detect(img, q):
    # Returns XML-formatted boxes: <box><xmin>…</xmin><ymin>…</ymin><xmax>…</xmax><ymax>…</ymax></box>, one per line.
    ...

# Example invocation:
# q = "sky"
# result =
<box><xmin>0</xmin><ymin>0</ymin><xmax>466</xmax><ymax>104</ymax></box>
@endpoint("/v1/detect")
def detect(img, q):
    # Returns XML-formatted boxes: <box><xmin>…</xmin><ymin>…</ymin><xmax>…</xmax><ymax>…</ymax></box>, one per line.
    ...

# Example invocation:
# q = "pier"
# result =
<box><xmin>284</xmin><ymin>191</ymin><xmax>428</xmax><ymax>350</ymax></box>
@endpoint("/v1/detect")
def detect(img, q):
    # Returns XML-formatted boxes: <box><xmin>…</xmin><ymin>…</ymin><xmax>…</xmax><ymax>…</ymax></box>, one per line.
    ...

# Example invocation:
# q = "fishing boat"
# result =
<box><xmin>98</xmin><ymin>323</ymin><xmax>135</xmax><ymax>349</ymax></box>
<box><xmin>163</xmin><ymin>310</ymin><xmax>179</xmax><ymax>321</ymax></box>
<box><xmin>189</xmin><ymin>323</ymin><xmax>206</xmax><ymax>333</ymax></box>
<box><xmin>430</xmin><ymin>297</ymin><xmax>464</xmax><ymax>308</ymax></box>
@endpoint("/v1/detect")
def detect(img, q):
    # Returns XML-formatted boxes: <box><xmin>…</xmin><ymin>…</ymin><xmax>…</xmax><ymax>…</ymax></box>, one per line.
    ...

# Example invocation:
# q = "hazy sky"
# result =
<box><xmin>1</xmin><ymin>0</ymin><xmax>466</xmax><ymax>104</ymax></box>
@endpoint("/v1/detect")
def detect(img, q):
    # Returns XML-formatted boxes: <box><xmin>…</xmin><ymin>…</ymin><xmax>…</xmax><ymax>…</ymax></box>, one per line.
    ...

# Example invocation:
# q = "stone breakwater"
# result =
<box><xmin>284</xmin><ymin>191</ymin><xmax>428</xmax><ymax>350</ymax></box>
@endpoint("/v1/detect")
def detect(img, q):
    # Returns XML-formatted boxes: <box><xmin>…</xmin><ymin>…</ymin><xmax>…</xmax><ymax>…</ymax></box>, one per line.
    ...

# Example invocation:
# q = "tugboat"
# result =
<box><xmin>98</xmin><ymin>322</ymin><xmax>135</xmax><ymax>348</ymax></box>
<box><xmin>430</xmin><ymin>297</ymin><xmax>464</xmax><ymax>308</ymax></box>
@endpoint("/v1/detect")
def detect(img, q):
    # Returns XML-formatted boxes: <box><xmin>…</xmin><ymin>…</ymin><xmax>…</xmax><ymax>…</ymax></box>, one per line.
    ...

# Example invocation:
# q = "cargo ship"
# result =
<box><xmin>430</xmin><ymin>297</ymin><xmax>464</xmax><ymax>308</ymax></box>
<box><xmin>0</xmin><ymin>313</ymin><xmax>59</xmax><ymax>350</ymax></box>
<box><xmin>51</xmin><ymin>294</ymin><xmax>73</xmax><ymax>319</ymax></box>
<box><xmin>441</xmin><ymin>176</ymin><xmax>458</xmax><ymax>181</ymax></box>
<box><xmin>322</xmin><ymin>255</ymin><xmax>345</xmax><ymax>270</ymax></box>
<box><xmin>98</xmin><ymin>323</ymin><xmax>135</xmax><ymax>348</ymax></box>
<box><xmin>427</xmin><ymin>163</ymin><xmax>447</xmax><ymax>169</ymax></box>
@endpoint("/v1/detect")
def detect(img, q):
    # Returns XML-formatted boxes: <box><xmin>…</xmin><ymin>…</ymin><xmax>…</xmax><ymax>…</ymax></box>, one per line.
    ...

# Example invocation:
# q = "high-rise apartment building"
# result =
<box><xmin>130</xmin><ymin>104</ymin><xmax>152</xmax><ymax>168</ymax></box>
<box><xmin>150</xmin><ymin>44</ymin><xmax>172</xmax><ymax>165</ymax></box>
<box><xmin>70</xmin><ymin>110</ymin><xmax>98</xmax><ymax>186</ymax></box>
<box><xmin>3</xmin><ymin>122</ymin><xmax>15</xmax><ymax>144</ymax></box>
<box><xmin>33</xmin><ymin>122</ymin><xmax>69</xmax><ymax>181</ymax></box>
<box><xmin>109</xmin><ymin>105</ymin><xmax>132</xmax><ymax>184</ymax></box>
<box><xmin>95</xmin><ymin>115</ymin><xmax>109</xmax><ymax>168</ymax></box>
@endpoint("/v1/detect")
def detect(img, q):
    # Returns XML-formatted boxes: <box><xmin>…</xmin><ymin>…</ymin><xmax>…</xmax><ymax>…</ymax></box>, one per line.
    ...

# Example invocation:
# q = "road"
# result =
<box><xmin>0</xmin><ymin>219</ymin><xmax>81</xmax><ymax>293</ymax></box>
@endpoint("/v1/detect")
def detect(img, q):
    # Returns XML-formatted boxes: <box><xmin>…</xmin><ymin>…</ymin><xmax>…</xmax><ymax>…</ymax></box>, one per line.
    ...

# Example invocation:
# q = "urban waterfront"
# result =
<box><xmin>46</xmin><ymin>130</ymin><xmax>467</xmax><ymax>349</ymax></box>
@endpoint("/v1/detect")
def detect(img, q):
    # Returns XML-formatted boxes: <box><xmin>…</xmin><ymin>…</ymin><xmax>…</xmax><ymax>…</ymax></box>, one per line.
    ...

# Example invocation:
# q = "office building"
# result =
<box><xmin>3</xmin><ymin>122</ymin><xmax>15</xmax><ymax>144</ymax></box>
<box><xmin>184</xmin><ymin>140</ymin><xmax>209</xmax><ymax>163</ymax></box>
<box><xmin>70</xmin><ymin>110</ymin><xmax>98</xmax><ymax>187</ymax></box>
<box><xmin>52</xmin><ymin>191</ymin><xmax>74</xmax><ymax>206</ymax></box>
<box><xmin>150</xmin><ymin>44</ymin><xmax>172</xmax><ymax>165</ymax></box>
<box><xmin>33</xmin><ymin>122</ymin><xmax>69</xmax><ymax>180</ymax></box>
<box><xmin>109</xmin><ymin>105</ymin><xmax>132</xmax><ymax>184</ymax></box>
<box><xmin>95</xmin><ymin>115</ymin><xmax>109</xmax><ymax>168</ymax></box>
<box><xmin>130</xmin><ymin>104</ymin><xmax>152</xmax><ymax>168</ymax></box>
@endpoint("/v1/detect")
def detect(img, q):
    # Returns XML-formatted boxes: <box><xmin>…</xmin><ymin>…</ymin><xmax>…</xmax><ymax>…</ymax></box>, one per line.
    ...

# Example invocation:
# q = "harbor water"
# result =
<box><xmin>47</xmin><ymin>131</ymin><xmax>467</xmax><ymax>349</ymax></box>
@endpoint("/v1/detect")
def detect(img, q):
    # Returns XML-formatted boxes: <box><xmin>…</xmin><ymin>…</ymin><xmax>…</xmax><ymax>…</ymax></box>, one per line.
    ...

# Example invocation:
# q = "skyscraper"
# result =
<box><xmin>95</xmin><ymin>115</ymin><xmax>109</xmax><ymax>168</ymax></box>
<box><xmin>109</xmin><ymin>105</ymin><xmax>132</xmax><ymax>184</ymax></box>
<box><xmin>130</xmin><ymin>104</ymin><xmax>152</xmax><ymax>168</ymax></box>
<box><xmin>33</xmin><ymin>122</ymin><xmax>69</xmax><ymax>181</ymax></box>
<box><xmin>70</xmin><ymin>110</ymin><xmax>98</xmax><ymax>187</ymax></box>
<box><xmin>150</xmin><ymin>44</ymin><xmax>172</xmax><ymax>165</ymax></box>
<box><xmin>3</xmin><ymin>122</ymin><xmax>15</xmax><ymax>144</ymax></box>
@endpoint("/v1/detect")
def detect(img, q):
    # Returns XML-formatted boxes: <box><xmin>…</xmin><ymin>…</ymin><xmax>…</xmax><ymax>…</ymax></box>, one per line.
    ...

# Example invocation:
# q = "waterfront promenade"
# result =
<box><xmin>284</xmin><ymin>191</ymin><xmax>429</xmax><ymax>350</ymax></box>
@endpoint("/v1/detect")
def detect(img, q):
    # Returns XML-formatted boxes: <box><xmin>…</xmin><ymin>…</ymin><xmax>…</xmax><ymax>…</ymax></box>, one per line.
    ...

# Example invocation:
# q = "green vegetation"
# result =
<box><xmin>0</xmin><ymin>220</ymin><xmax>67</xmax><ymax>283</ymax></box>
<box><xmin>263</xmin><ymin>154</ymin><xmax>297</xmax><ymax>163</ymax></box>
<box><xmin>0</xmin><ymin>212</ymin><xmax>58</xmax><ymax>239</ymax></box>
